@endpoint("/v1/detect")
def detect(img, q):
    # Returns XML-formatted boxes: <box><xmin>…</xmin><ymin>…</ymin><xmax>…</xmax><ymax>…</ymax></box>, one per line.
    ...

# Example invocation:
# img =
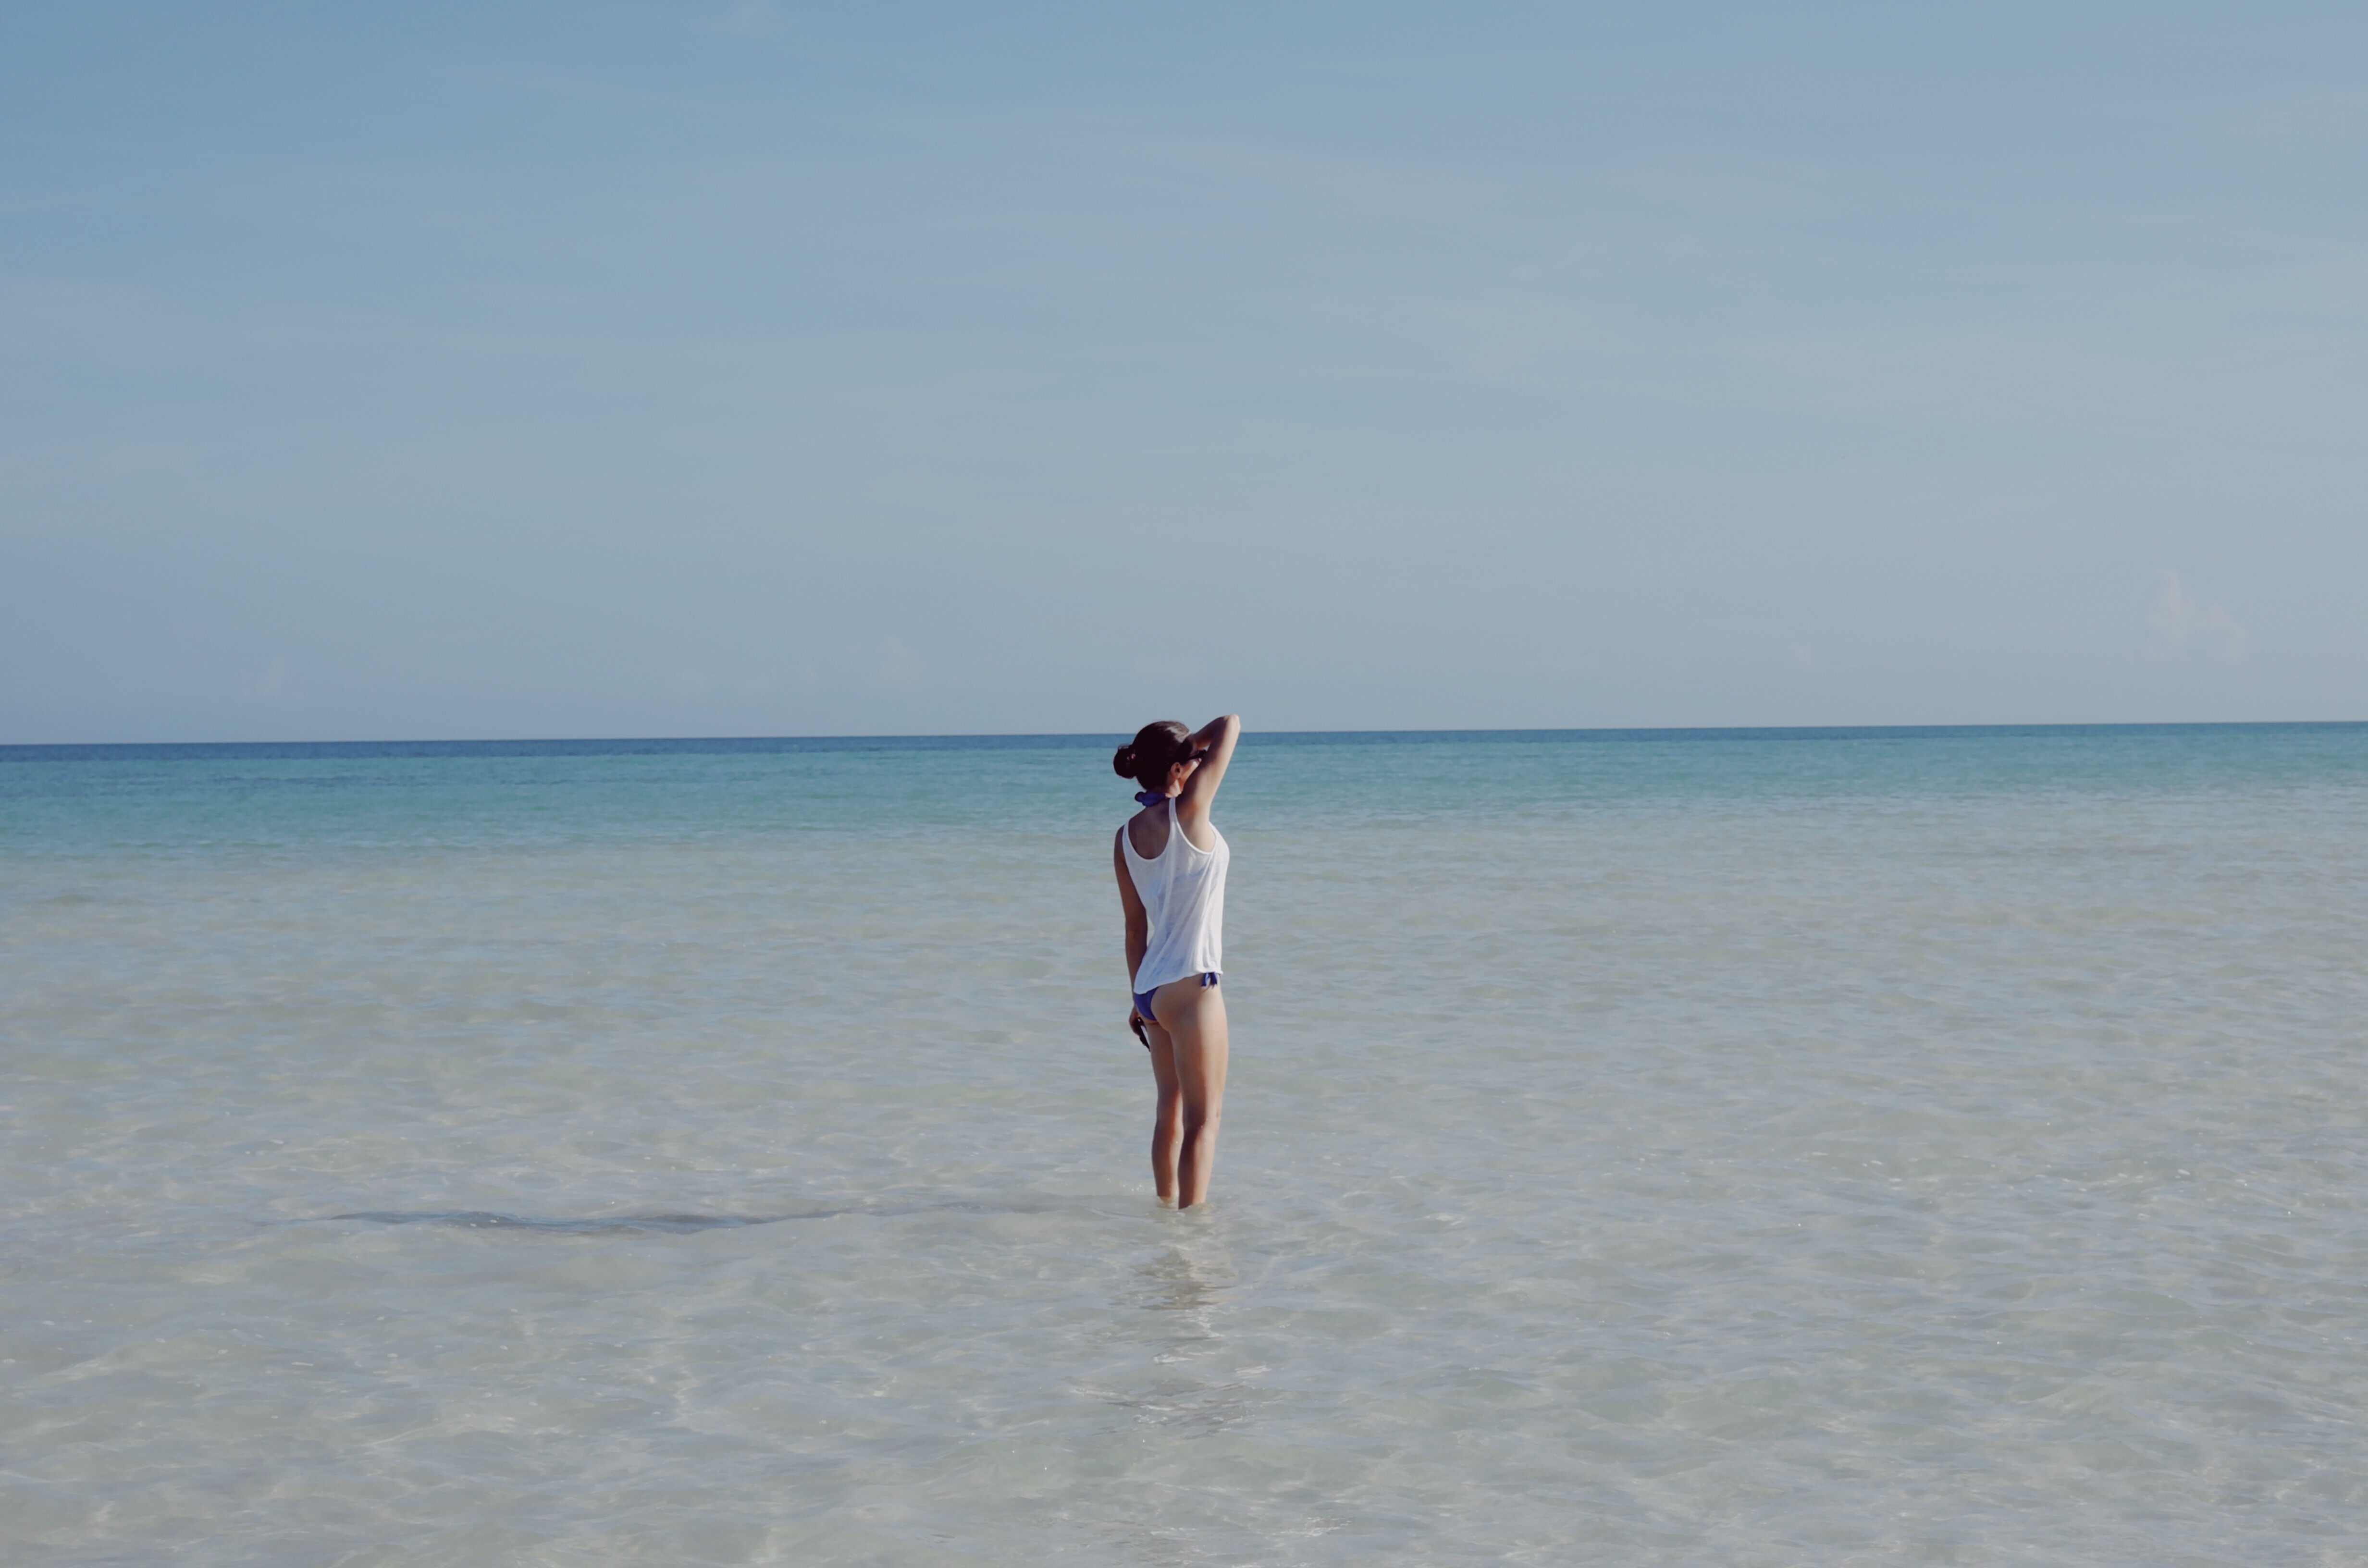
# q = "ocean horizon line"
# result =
<box><xmin>5</xmin><ymin>718</ymin><xmax>2364</xmax><ymax>762</ymax></box>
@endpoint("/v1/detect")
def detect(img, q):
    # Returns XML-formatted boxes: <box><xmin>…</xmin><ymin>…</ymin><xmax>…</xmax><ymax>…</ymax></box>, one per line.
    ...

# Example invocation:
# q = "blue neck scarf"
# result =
<box><xmin>1135</xmin><ymin>791</ymin><xmax>1172</xmax><ymax>808</ymax></box>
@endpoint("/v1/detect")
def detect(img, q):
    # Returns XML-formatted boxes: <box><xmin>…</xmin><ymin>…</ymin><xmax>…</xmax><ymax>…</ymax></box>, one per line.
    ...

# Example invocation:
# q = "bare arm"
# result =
<box><xmin>1175</xmin><ymin>713</ymin><xmax>1240</xmax><ymax>838</ymax></box>
<box><xmin>1115</xmin><ymin>826</ymin><xmax>1149</xmax><ymax>1002</ymax></box>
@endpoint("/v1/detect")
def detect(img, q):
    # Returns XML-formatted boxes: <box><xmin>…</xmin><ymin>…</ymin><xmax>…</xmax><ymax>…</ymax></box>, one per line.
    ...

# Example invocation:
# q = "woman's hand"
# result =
<box><xmin>1128</xmin><ymin>1009</ymin><xmax>1149</xmax><ymax>1045</ymax></box>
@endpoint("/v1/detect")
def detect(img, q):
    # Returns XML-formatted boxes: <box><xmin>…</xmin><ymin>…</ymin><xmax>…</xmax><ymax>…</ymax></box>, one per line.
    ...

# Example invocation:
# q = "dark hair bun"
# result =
<box><xmin>1118</xmin><ymin>720</ymin><xmax>1193</xmax><ymax>792</ymax></box>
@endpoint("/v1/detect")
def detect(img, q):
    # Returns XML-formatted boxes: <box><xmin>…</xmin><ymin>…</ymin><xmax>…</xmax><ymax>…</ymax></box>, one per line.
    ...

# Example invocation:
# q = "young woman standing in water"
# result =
<box><xmin>1113</xmin><ymin>714</ymin><xmax>1240</xmax><ymax>1208</ymax></box>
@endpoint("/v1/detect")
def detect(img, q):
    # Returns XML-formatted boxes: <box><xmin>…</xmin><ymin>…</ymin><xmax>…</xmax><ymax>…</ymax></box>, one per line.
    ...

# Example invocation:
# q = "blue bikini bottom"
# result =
<box><xmin>1133</xmin><ymin>971</ymin><xmax>1219</xmax><ymax>1025</ymax></box>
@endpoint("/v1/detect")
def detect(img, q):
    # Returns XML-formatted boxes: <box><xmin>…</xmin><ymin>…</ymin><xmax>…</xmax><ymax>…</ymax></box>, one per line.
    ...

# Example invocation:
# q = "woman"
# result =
<box><xmin>1112</xmin><ymin>713</ymin><xmax>1241</xmax><ymax>1208</ymax></box>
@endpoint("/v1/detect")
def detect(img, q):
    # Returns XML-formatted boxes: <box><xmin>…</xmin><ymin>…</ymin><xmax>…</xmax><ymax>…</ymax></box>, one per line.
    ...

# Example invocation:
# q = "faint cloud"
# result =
<box><xmin>2147</xmin><ymin>570</ymin><xmax>2247</xmax><ymax>661</ymax></box>
<box><xmin>1538</xmin><ymin>645</ymin><xmax>1597</xmax><ymax>674</ymax></box>
<box><xmin>1507</xmin><ymin>242</ymin><xmax>1606</xmax><ymax>287</ymax></box>
<box><xmin>1329</xmin><ymin>287</ymin><xmax>1601</xmax><ymax>382</ymax></box>
<box><xmin>856</xmin><ymin>636</ymin><xmax>926</xmax><ymax>691</ymax></box>
<box><xmin>243</xmin><ymin>659</ymin><xmax>289</xmax><ymax>702</ymax></box>
<box><xmin>705</xmin><ymin>0</ymin><xmax>786</xmax><ymax>36</ymax></box>
<box><xmin>439</xmin><ymin>61</ymin><xmax>721</xmax><ymax>117</ymax></box>
<box><xmin>1785</xmin><ymin>643</ymin><xmax>1823</xmax><ymax>672</ymax></box>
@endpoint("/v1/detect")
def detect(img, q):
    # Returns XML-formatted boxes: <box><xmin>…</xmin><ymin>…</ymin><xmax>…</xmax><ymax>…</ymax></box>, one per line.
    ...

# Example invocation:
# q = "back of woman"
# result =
<box><xmin>1111</xmin><ymin>714</ymin><xmax>1241</xmax><ymax>1209</ymax></box>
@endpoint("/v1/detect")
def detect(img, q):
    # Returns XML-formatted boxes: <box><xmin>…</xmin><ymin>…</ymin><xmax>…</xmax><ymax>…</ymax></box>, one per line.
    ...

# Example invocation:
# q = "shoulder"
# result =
<box><xmin>1124</xmin><ymin>806</ymin><xmax>1171</xmax><ymax>857</ymax></box>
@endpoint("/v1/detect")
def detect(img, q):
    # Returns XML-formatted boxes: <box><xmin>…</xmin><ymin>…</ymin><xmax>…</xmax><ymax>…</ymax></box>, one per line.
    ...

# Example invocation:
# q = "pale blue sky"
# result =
<box><xmin>4</xmin><ymin>2</ymin><xmax>2363</xmax><ymax>740</ymax></box>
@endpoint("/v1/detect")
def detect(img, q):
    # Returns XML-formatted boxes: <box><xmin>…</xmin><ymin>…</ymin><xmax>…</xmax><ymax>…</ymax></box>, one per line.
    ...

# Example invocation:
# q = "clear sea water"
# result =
<box><xmin>4</xmin><ymin>725</ymin><xmax>2365</xmax><ymax>1567</ymax></box>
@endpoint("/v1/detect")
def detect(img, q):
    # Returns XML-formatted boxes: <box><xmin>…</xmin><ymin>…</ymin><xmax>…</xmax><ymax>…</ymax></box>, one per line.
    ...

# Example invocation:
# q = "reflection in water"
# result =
<box><xmin>1134</xmin><ymin>1240</ymin><xmax>1237</xmax><ymax>1317</ymax></box>
<box><xmin>1081</xmin><ymin>1240</ymin><xmax>1255</xmax><ymax>1436</ymax></box>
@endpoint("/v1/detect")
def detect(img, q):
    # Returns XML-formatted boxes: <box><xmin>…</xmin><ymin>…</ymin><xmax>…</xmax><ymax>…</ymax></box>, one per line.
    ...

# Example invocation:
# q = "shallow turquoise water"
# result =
<box><xmin>4</xmin><ymin>726</ymin><xmax>2365</xmax><ymax>1565</ymax></box>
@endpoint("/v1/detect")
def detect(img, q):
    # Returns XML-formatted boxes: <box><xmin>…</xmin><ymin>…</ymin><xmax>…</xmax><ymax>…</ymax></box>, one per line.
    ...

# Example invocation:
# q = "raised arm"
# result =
<box><xmin>1175</xmin><ymin>713</ymin><xmax>1240</xmax><ymax>835</ymax></box>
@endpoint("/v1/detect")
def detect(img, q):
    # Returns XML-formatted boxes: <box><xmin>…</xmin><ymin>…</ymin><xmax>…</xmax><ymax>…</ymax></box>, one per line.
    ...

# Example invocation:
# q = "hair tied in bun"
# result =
<box><xmin>1116</xmin><ymin>721</ymin><xmax>1192</xmax><ymax>791</ymax></box>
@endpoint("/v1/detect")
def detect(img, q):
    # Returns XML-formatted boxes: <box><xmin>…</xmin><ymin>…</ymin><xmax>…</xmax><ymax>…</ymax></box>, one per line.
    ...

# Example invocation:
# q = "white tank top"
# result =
<box><xmin>1122</xmin><ymin>797</ymin><xmax>1229</xmax><ymax>995</ymax></box>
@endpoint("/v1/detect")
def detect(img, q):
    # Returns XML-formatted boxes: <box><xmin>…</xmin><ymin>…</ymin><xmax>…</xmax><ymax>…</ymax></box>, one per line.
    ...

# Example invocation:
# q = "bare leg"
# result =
<box><xmin>1143</xmin><ymin>1020</ymin><xmax>1182</xmax><ymax>1202</ymax></box>
<box><xmin>1151</xmin><ymin>980</ymin><xmax>1229</xmax><ymax>1208</ymax></box>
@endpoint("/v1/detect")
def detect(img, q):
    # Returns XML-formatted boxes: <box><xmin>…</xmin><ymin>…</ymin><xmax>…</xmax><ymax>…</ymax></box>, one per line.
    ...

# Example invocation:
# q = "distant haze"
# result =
<box><xmin>4</xmin><ymin>3</ymin><xmax>2364</xmax><ymax>741</ymax></box>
